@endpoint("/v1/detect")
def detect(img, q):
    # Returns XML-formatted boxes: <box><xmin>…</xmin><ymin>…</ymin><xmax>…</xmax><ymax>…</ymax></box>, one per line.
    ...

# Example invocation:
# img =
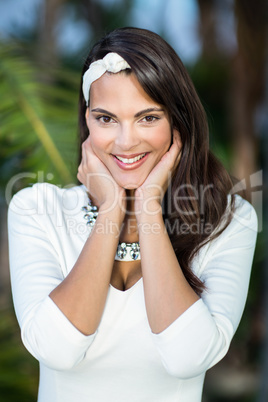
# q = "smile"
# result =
<box><xmin>115</xmin><ymin>153</ymin><xmax>146</xmax><ymax>164</ymax></box>
<box><xmin>112</xmin><ymin>152</ymin><xmax>149</xmax><ymax>170</ymax></box>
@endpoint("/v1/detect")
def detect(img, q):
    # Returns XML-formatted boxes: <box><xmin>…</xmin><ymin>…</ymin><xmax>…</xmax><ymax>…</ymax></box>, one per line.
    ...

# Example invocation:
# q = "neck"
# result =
<box><xmin>125</xmin><ymin>189</ymin><xmax>136</xmax><ymax>214</ymax></box>
<box><xmin>119</xmin><ymin>189</ymin><xmax>138</xmax><ymax>243</ymax></box>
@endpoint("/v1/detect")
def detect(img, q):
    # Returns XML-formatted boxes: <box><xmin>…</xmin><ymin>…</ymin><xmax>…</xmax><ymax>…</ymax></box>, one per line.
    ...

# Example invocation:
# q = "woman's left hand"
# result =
<box><xmin>134</xmin><ymin>130</ymin><xmax>182</xmax><ymax>219</ymax></box>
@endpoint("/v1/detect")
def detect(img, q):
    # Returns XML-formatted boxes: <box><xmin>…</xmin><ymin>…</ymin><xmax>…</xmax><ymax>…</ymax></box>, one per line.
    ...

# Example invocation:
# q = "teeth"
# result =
<box><xmin>116</xmin><ymin>153</ymin><xmax>146</xmax><ymax>164</ymax></box>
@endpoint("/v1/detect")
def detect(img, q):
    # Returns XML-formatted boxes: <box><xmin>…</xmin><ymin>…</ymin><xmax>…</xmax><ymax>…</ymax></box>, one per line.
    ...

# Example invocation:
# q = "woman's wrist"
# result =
<box><xmin>136</xmin><ymin>207</ymin><xmax>165</xmax><ymax>240</ymax></box>
<box><xmin>135</xmin><ymin>200</ymin><xmax>163</xmax><ymax>224</ymax></box>
<box><xmin>90</xmin><ymin>204</ymin><xmax>124</xmax><ymax>240</ymax></box>
<box><xmin>99</xmin><ymin>201</ymin><xmax>125</xmax><ymax>223</ymax></box>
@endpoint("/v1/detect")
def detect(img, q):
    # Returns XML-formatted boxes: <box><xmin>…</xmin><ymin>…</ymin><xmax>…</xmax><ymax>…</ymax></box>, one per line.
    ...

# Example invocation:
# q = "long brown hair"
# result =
<box><xmin>78</xmin><ymin>27</ymin><xmax>235</xmax><ymax>295</ymax></box>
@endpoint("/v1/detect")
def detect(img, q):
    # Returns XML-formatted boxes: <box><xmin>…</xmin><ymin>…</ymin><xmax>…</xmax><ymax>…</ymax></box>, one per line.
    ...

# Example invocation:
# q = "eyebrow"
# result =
<box><xmin>91</xmin><ymin>107</ymin><xmax>165</xmax><ymax>118</ymax></box>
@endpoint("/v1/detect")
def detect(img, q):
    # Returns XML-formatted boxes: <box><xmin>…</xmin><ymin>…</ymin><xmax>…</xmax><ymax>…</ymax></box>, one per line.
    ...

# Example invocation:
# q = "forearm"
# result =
<box><xmin>138</xmin><ymin>206</ymin><xmax>199</xmax><ymax>334</ymax></box>
<box><xmin>50</xmin><ymin>206</ymin><xmax>123</xmax><ymax>336</ymax></box>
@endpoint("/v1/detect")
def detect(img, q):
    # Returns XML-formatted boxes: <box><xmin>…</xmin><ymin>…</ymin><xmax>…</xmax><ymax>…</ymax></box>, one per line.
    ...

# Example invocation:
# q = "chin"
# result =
<box><xmin>118</xmin><ymin>178</ymin><xmax>146</xmax><ymax>190</ymax></box>
<box><xmin>121</xmin><ymin>183</ymin><xmax>139</xmax><ymax>190</ymax></box>
<box><xmin>123</xmin><ymin>185</ymin><xmax>136</xmax><ymax>190</ymax></box>
<box><xmin>112</xmin><ymin>172</ymin><xmax>148</xmax><ymax>190</ymax></box>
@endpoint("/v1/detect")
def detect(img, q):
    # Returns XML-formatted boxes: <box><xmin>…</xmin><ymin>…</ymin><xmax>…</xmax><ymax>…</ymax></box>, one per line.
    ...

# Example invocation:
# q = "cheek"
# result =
<box><xmin>89</xmin><ymin>134</ymin><xmax>103</xmax><ymax>150</ymax></box>
<box><xmin>147</xmin><ymin>126</ymin><xmax>172</xmax><ymax>152</ymax></box>
<box><xmin>87</xmin><ymin>124</ymin><xmax>109</xmax><ymax>154</ymax></box>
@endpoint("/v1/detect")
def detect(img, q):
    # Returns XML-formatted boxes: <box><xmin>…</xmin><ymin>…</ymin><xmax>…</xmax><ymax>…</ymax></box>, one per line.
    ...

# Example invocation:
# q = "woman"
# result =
<box><xmin>8</xmin><ymin>27</ymin><xmax>257</xmax><ymax>401</ymax></box>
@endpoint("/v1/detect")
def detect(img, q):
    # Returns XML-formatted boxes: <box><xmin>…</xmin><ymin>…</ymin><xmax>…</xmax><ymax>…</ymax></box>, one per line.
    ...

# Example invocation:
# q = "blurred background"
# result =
<box><xmin>0</xmin><ymin>0</ymin><xmax>267</xmax><ymax>401</ymax></box>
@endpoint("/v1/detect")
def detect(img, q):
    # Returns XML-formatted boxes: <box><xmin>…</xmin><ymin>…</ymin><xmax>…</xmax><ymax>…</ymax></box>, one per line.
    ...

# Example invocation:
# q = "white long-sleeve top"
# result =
<box><xmin>8</xmin><ymin>183</ymin><xmax>258</xmax><ymax>402</ymax></box>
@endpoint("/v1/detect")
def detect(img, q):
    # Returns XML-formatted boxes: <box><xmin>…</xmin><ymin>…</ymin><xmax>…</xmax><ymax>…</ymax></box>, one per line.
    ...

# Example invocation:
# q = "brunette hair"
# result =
<box><xmin>78</xmin><ymin>27</ymin><xmax>235</xmax><ymax>295</ymax></box>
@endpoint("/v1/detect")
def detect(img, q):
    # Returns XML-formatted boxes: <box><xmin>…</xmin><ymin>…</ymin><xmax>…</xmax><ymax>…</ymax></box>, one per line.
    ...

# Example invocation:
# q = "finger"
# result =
<box><xmin>173</xmin><ymin>129</ymin><xmax>181</xmax><ymax>148</ymax></box>
<box><xmin>81</xmin><ymin>140</ymin><xmax>88</xmax><ymax>165</ymax></box>
<box><xmin>169</xmin><ymin>132</ymin><xmax>182</xmax><ymax>175</ymax></box>
<box><xmin>173</xmin><ymin>150</ymin><xmax>182</xmax><ymax>173</ymax></box>
<box><xmin>164</xmin><ymin>139</ymin><xmax>181</xmax><ymax>168</ymax></box>
<box><xmin>172</xmin><ymin>130</ymin><xmax>182</xmax><ymax>154</ymax></box>
<box><xmin>84</xmin><ymin>134</ymin><xmax>93</xmax><ymax>150</ymax></box>
<box><xmin>81</xmin><ymin>136</ymin><xmax>95</xmax><ymax>166</ymax></box>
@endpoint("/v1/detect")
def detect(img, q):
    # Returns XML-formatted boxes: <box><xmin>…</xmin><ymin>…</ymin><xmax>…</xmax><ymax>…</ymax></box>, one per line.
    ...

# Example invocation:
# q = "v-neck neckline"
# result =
<box><xmin>109</xmin><ymin>277</ymin><xmax>143</xmax><ymax>294</ymax></box>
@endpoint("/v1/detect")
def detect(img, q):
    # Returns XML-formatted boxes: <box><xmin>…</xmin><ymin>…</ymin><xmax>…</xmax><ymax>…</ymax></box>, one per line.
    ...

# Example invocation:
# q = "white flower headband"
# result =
<box><xmin>82</xmin><ymin>52</ymin><xmax>131</xmax><ymax>105</ymax></box>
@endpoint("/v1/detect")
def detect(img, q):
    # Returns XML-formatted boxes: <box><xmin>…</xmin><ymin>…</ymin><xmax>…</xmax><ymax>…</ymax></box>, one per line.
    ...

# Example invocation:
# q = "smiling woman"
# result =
<box><xmin>8</xmin><ymin>27</ymin><xmax>257</xmax><ymax>402</ymax></box>
<box><xmin>86</xmin><ymin>72</ymin><xmax>173</xmax><ymax>189</ymax></box>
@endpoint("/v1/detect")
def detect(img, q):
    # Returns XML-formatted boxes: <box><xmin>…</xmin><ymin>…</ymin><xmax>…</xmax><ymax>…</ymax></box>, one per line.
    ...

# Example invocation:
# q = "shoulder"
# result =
<box><xmin>225</xmin><ymin>194</ymin><xmax>258</xmax><ymax>236</ymax></box>
<box><xmin>206</xmin><ymin>194</ymin><xmax>257</xmax><ymax>249</ymax></box>
<box><xmin>8</xmin><ymin>183</ymin><xmax>89</xmax><ymax>218</ymax></box>
<box><xmin>192</xmin><ymin>195</ymin><xmax>258</xmax><ymax>275</ymax></box>
<box><xmin>210</xmin><ymin>193</ymin><xmax>258</xmax><ymax>253</ymax></box>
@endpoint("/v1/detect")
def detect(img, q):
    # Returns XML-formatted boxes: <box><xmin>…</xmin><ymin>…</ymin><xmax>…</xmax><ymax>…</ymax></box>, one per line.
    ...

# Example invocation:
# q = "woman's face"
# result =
<box><xmin>85</xmin><ymin>72</ymin><xmax>176</xmax><ymax>189</ymax></box>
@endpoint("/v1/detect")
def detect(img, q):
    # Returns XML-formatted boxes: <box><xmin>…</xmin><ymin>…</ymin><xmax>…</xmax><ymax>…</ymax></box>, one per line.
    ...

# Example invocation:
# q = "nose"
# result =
<box><xmin>114</xmin><ymin>123</ymin><xmax>141</xmax><ymax>151</ymax></box>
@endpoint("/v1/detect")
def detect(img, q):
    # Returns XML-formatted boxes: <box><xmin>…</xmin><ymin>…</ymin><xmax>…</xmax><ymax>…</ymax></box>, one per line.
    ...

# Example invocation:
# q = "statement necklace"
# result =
<box><xmin>82</xmin><ymin>199</ymin><xmax>140</xmax><ymax>261</ymax></box>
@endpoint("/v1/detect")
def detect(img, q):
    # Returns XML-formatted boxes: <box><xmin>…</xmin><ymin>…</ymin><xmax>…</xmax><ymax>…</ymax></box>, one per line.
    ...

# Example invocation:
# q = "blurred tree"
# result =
<box><xmin>197</xmin><ymin>0</ymin><xmax>219</xmax><ymax>59</ymax></box>
<box><xmin>37</xmin><ymin>0</ymin><xmax>67</xmax><ymax>81</ymax></box>
<box><xmin>231</xmin><ymin>0</ymin><xmax>267</xmax><ymax>181</ymax></box>
<box><xmin>67</xmin><ymin>0</ymin><xmax>133</xmax><ymax>40</ymax></box>
<box><xmin>196</xmin><ymin>1</ymin><xmax>267</xmax><ymax>401</ymax></box>
<box><xmin>196</xmin><ymin>0</ymin><xmax>267</xmax><ymax>184</ymax></box>
<box><xmin>193</xmin><ymin>0</ymin><xmax>234</xmax><ymax>172</ymax></box>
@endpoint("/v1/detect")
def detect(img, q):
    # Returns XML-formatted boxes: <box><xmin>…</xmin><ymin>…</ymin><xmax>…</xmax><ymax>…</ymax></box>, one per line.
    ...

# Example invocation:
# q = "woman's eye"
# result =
<box><xmin>97</xmin><ymin>115</ymin><xmax>114</xmax><ymax>124</ymax></box>
<box><xmin>141</xmin><ymin>115</ymin><xmax>159</xmax><ymax>123</ymax></box>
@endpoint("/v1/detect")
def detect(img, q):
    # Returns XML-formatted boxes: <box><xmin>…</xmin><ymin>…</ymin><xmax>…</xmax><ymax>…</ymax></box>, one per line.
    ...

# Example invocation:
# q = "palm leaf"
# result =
<box><xmin>0</xmin><ymin>41</ymin><xmax>80</xmax><ymax>191</ymax></box>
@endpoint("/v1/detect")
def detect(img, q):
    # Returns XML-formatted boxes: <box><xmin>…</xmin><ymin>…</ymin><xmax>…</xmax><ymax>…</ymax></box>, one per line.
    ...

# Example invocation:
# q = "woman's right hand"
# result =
<box><xmin>77</xmin><ymin>136</ymin><xmax>126</xmax><ymax>217</ymax></box>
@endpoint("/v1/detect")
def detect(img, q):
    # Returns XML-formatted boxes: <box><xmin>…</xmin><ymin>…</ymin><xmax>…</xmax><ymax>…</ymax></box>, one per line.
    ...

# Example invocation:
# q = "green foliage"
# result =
<box><xmin>0</xmin><ymin>307</ymin><xmax>38</xmax><ymax>402</ymax></box>
<box><xmin>0</xmin><ymin>41</ymin><xmax>80</xmax><ymax>195</ymax></box>
<box><xmin>188</xmin><ymin>57</ymin><xmax>233</xmax><ymax>170</ymax></box>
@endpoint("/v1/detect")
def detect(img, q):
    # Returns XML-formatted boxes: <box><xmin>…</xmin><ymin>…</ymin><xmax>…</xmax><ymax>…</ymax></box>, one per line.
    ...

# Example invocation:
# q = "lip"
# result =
<box><xmin>112</xmin><ymin>152</ymin><xmax>149</xmax><ymax>170</ymax></box>
<box><xmin>114</xmin><ymin>152</ymin><xmax>146</xmax><ymax>158</ymax></box>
